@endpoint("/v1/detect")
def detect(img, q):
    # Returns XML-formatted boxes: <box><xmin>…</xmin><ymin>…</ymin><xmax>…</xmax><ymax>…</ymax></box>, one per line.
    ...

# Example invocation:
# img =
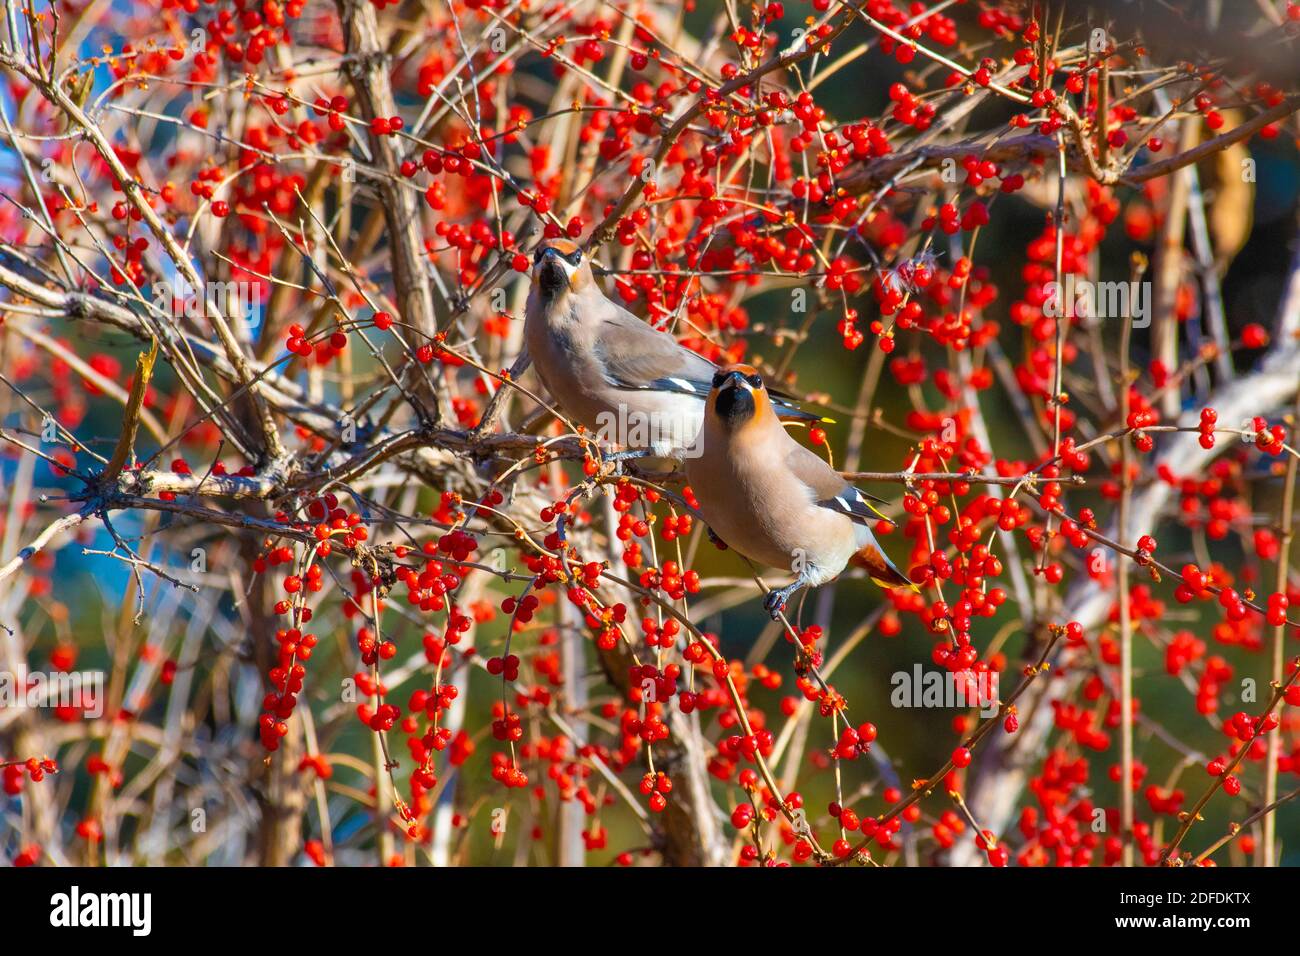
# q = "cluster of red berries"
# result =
<box><xmin>2</xmin><ymin>758</ymin><xmax>57</xmax><ymax>795</ymax></box>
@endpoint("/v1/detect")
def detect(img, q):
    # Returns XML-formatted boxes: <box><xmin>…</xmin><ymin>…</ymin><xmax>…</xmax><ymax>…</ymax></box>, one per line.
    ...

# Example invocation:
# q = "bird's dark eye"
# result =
<box><xmin>746</xmin><ymin>373</ymin><xmax>763</xmax><ymax>390</ymax></box>
<box><xmin>711</xmin><ymin>370</ymin><xmax>728</xmax><ymax>388</ymax></box>
<box><xmin>566</xmin><ymin>250</ymin><xmax>583</xmax><ymax>266</ymax></box>
<box><xmin>532</xmin><ymin>246</ymin><xmax>547</xmax><ymax>264</ymax></box>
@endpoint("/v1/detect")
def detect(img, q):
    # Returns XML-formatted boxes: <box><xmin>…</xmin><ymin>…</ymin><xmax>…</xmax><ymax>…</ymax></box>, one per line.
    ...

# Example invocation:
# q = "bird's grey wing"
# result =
<box><xmin>784</xmin><ymin>443</ymin><xmax>911</xmax><ymax>586</ymax></box>
<box><xmin>784</xmin><ymin>443</ymin><xmax>891</xmax><ymax>524</ymax></box>
<box><xmin>590</xmin><ymin>302</ymin><xmax>717</xmax><ymax>396</ymax></box>
<box><xmin>591</xmin><ymin>302</ymin><xmax>833</xmax><ymax>421</ymax></box>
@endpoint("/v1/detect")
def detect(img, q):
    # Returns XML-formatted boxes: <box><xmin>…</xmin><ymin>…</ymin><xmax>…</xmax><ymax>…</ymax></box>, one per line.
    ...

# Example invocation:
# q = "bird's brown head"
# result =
<box><xmin>708</xmin><ymin>363</ymin><xmax>770</xmax><ymax>431</ymax></box>
<box><xmin>531</xmin><ymin>238</ymin><xmax>592</xmax><ymax>300</ymax></box>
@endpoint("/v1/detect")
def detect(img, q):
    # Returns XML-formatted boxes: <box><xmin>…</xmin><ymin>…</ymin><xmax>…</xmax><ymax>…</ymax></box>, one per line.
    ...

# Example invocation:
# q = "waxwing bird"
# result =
<box><xmin>685</xmin><ymin>364</ymin><xmax>914</xmax><ymax>619</ymax></box>
<box><xmin>523</xmin><ymin>239</ymin><xmax>828</xmax><ymax>460</ymax></box>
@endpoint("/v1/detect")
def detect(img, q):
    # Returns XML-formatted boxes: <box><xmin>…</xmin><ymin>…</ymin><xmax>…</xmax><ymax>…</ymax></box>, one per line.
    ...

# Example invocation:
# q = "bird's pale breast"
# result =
<box><xmin>688</xmin><ymin>423</ymin><xmax>857</xmax><ymax>583</ymax></box>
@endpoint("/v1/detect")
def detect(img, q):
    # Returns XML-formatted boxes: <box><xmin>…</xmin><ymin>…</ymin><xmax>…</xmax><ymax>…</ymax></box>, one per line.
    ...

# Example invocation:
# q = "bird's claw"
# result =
<box><xmin>764</xmin><ymin>582</ymin><xmax>805</xmax><ymax>621</ymax></box>
<box><xmin>598</xmin><ymin>447</ymin><xmax>647</xmax><ymax>477</ymax></box>
<box><xmin>603</xmin><ymin>448</ymin><xmax>649</xmax><ymax>463</ymax></box>
<box><xmin>763</xmin><ymin>589</ymin><xmax>788</xmax><ymax>620</ymax></box>
<box><xmin>707</xmin><ymin>527</ymin><xmax>728</xmax><ymax>550</ymax></box>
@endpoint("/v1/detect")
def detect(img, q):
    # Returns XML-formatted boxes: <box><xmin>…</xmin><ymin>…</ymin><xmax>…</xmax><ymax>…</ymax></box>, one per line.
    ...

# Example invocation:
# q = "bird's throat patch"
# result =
<box><xmin>539</xmin><ymin>261</ymin><xmax>569</xmax><ymax>297</ymax></box>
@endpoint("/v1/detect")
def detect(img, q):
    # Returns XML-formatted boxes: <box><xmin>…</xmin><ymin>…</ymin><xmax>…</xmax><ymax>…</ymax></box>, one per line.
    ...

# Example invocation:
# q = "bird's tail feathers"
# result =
<box><xmin>851</xmin><ymin>543</ymin><xmax>917</xmax><ymax>592</ymax></box>
<box><xmin>773</xmin><ymin>400</ymin><xmax>836</xmax><ymax>425</ymax></box>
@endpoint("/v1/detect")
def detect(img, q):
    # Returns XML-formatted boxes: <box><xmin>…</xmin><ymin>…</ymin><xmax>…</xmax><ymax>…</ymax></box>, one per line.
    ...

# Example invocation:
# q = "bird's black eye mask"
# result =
<box><xmin>711</xmin><ymin>370</ymin><xmax>763</xmax><ymax>390</ymax></box>
<box><xmin>533</xmin><ymin>246</ymin><xmax>583</xmax><ymax>267</ymax></box>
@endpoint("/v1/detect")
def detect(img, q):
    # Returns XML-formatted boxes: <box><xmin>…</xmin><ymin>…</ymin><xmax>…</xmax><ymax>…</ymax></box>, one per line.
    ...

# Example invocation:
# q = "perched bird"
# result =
<box><xmin>686</xmin><ymin>364</ymin><xmax>913</xmax><ymax>618</ymax></box>
<box><xmin>524</xmin><ymin>238</ymin><xmax>828</xmax><ymax>459</ymax></box>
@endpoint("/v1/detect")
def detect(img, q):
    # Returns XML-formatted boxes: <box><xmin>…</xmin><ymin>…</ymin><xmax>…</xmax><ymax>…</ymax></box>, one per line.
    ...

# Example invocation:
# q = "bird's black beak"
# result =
<box><xmin>716</xmin><ymin>369</ymin><xmax>747</xmax><ymax>390</ymax></box>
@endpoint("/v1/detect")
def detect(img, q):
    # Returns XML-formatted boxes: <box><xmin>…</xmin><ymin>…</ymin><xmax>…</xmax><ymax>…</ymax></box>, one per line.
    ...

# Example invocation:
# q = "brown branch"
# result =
<box><xmin>101</xmin><ymin>339</ymin><xmax>158</xmax><ymax>485</ymax></box>
<box><xmin>1118</xmin><ymin>96</ymin><xmax>1300</xmax><ymax>185</ymax></box>
<box><xmin>335</xmin><ymin>0</ymin><xmax>444</xmax><ymax>423</ymax></box>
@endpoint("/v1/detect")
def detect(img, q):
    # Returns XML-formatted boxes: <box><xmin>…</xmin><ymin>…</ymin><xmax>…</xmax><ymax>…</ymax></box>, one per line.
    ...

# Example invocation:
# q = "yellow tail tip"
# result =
<box><xmin>870</xmin><ymin>576</ymin><xmax>919</xmax><ymax>592</ymax></box>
